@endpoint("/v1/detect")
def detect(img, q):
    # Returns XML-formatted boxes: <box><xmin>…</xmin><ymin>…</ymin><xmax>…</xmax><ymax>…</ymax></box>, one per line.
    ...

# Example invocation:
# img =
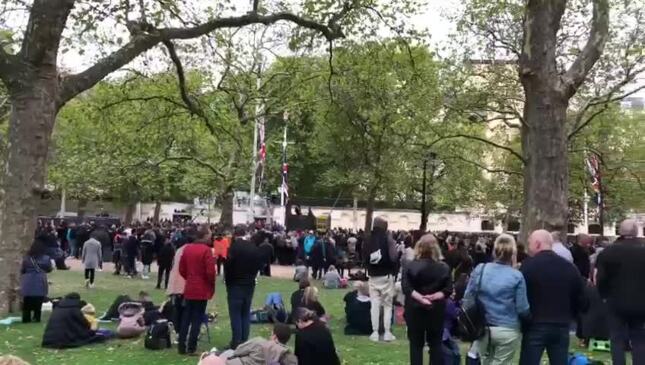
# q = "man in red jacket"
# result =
<box><xmin>178</xmin><ymin>224</ymin><xmax>216</xmax><ymax>355</ymax></box>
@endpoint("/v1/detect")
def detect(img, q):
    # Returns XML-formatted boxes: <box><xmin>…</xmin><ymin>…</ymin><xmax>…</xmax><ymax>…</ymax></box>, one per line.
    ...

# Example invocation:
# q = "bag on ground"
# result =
<box><xmin>144</xmin><ymin>319</ymin><xmax>172</xmax><ymax>350</ymax></box>
<box><xmin>116</xmin><ymin>302</ymin><xmax>146</xmax><ymax>338</ymax></box>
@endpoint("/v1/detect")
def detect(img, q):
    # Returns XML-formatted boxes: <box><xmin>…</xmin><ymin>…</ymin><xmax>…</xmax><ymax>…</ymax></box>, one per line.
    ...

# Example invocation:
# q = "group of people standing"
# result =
<box><xmin>22</xmin><ymin>215</ymin><xmax>645</xmax><ymax>365</ymax></box>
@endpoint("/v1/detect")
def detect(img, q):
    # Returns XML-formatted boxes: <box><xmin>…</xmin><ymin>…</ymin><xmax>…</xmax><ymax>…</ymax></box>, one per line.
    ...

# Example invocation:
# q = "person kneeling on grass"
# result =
<box><xmin>200</xmin><ymin>323</ymin><xmax>298</xmax><ymax>365</ymax></box>
<box><xmin>42</xmin><ymin>293</ymin><xmax>110</xmax><ymax>349</ymax></box>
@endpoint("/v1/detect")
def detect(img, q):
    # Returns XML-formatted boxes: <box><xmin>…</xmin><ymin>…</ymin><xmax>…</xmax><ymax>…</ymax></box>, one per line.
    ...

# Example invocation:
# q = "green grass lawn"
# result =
<box><xmin>0</xmin><ymin>270</ymin><xmax>616</xmax><ymax>364</ymax></box>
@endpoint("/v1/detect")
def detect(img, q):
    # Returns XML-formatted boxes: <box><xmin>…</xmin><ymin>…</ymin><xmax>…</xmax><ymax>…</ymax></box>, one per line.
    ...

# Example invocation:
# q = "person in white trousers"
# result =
<box><xmin>364</xmin><ymin>216</ymin><xmax>398</xmax><ymax>342</ymax></box>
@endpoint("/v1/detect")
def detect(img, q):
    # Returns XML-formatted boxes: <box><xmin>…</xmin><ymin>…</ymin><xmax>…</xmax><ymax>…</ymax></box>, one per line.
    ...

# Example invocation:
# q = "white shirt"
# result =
<box><xmin>552</xmin><ymin>242</ymin><xmax>574</xmax><ymax>263</ymax></box>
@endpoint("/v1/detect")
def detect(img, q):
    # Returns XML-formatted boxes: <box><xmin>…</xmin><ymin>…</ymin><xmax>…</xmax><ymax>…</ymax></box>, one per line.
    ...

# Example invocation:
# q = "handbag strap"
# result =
<box><xmin>474</xmin><ymin>264</ymin><xmax>486</xmax><ymax>301</ymax></box>
<box><xmin>31</xmin><ymin>257</ymin><xmax>43</xmax><ymax>274</ymax></box>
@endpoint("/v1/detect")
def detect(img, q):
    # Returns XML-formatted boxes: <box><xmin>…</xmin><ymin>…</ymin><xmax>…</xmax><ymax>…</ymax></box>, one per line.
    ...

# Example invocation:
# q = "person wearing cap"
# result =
<box><xmin>225</xmin><ymin>224</ymin><xmax>271</xmax><ymax>349</ymax></box>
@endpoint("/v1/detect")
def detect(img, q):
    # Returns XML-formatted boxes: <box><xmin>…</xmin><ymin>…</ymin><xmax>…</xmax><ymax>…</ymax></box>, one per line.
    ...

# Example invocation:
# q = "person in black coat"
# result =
<box><xmin>310</xmin><ymin>239</ymin><xmax>326</xmax><ymax>280</ymax></box>
<box><xmin>402</xmin><ymin>233</ymin><xmax>453</xmax><ymax>365</ymax></box>
<box><xmin>156</xmin><ymin>239</ymin><xmax>175</xmax><ymax>289</ymax></box>
<box><xmin>294</xmin><ymin>308</ymin><xmax>340</xmax><ymax>365</ymax></box>
<box><xmin>343</xmin><ymin>281</ymin><xmax>372</xmax><ymax>335</ymax></box>
<box><xmin>42</xmin><ymin>293</ymin><xmax>105</xmax><ymax>349</ymax></box>
<box><xmin>124</xmin><ymin>232</ymin><xmax>140</xmax><ymax>276</ymax></box>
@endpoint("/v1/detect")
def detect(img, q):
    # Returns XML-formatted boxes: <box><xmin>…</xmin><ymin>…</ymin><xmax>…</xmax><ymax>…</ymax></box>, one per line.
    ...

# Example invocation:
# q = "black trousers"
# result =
<box><xmin>157</xmin><ymin>266</ymin><xmax>170</xmax><ymax>289</ymax></box>
<box><xmin>84</xmin><ymin>268</ymin><xmax>95</xmax><ymax>284</ymax></box>
<box><xmin>405</xmin><ymin>305</ymin><xmax>445</xmax><ymax>365</ymax></box>
<box><xmin>22</xmin><ymin>296</ymin><xmax>44</xmax><ymax>323</ymax></box>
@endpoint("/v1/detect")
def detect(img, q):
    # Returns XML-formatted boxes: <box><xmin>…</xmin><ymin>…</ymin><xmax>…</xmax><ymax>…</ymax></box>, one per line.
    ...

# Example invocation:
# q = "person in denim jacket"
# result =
<box><xmin>464</xmin><ymin>234</ymin><xmax>530</xmax><ymax>365</ymax></box>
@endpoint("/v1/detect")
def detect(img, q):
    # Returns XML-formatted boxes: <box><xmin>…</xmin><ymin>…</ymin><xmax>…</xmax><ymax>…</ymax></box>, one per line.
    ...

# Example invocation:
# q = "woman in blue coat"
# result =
<box><xmin>20</xmin><ymin>239</ymin><xmax>53</xmax><ymax>323</ymax></box>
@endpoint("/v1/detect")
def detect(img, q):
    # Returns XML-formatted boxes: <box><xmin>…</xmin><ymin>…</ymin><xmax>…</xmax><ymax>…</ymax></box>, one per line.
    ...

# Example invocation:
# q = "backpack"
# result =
<box><xmin>144</xmin><ymin>319</ymin><xmax>172</xmax><ymax>350</ymax></box>
<box><xmin>101</xmin><ymin>294</ymin><xmax>132</xmax><ymax>320</ymax></box>
<box><xmin>117</xmin><ymin>302</ymin><xmax>146</xmax><ymax>338</ymax></box>
<box><xmin>265</xmin><ymin>292</ymin><xmax>288</xmax><ymax>324</ymax></box>
<box><xmin>304</xmin><ymin>235</ymin><xmax>316</xmax><ymax>255</ymax></box>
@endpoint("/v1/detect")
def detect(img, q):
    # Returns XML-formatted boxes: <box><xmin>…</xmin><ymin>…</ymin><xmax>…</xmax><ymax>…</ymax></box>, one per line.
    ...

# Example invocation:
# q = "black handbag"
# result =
<box><xmin>456</xmin><ymin>264</ymin><xmax>487</xmax><ymax>342</ymax></box>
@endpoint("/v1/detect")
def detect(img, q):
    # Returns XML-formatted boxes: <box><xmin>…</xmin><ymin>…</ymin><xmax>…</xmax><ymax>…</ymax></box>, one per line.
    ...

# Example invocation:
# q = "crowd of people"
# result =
<box><xmin>20</xmin><ymin>216</ymin><xmax>645</xmax><ymax>365</ymax></box>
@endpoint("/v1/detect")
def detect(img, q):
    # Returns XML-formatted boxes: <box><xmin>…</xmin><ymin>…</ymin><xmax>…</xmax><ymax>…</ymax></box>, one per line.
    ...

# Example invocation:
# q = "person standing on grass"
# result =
<box><xmin>178</xmin><ymin>224</ymin><xmax>216</xmax><ymax>355</ymax></box>
<box><xmin>81</xmin><ymin>232</ymin><xmax>102</xmax><ymax>289</ymax></box>
<box><xmin>166</xmin><ymin>229</ymin><xmax>189</xmax><ymax>332</ymax></box>
<box><xmin>20</xmin><ymin>238</ymin><xmax>53</xmax><ymax>323</ymax></box>
<box><xmin>225</xmin><ymin>224</ymin><xmax>269</xmax><ymax>349</ymax></box>
<box><xmin>464</xmin><ymin>234</ymin><xmax>530</xmax><ymax>365</ymax></box>
<box><xmin>156</xmin><ymin>238</ymin><xmax>175</xmax><ymax>290</ymax></box>
<box><xmin>364</xmin><ymin>216</ymin><xmax>398</xmax><ymax>342</ymax></box>
<box><xmin>519</xmin><ymin>230</ymin><xmax>587</xmax><ymax>365</ymax></box>
<box><xmin>596</xmin><ymin>219</ymin><xmax>645</xmax><ymax>365</ymax></box>
<box><xmin>402</xmin><ymin>233</ymin><xmax>453</xmax><ymax>365</ymax></box>
<box><xmin>140</xmin><ymin>227</ymin><xmax>156</xmax><ymax>280</ymax></box>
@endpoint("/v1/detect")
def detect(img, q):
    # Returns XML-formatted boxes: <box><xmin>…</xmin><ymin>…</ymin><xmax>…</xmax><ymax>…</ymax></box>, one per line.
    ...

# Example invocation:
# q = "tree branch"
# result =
<box><xmin>19</xmin><ymin>0</ymin><xmax>75</xmax><ymax>66</ymax></box>
<box><xmin>417</xmin><ymin>134</ymin><xmax>526</xmax><ymax>165</ymax></box>
<box><xmin>568</xmin><ymin>84</ymin><xmax>645</xmax><ymax>139</ymax></box>
<box><xmin>445</xmin><ymin>154</ymin><xmax>523</xmax><ymax>176</ymax></box>
<box><xmin>59</xmin><ymin>10</ymin><xmax>350</xmax><ymax>104</ymax></box>
<box><xmin>561</xmin><ymin>0</ymin><xmax>610</xmax><ymax>98</ymax></box>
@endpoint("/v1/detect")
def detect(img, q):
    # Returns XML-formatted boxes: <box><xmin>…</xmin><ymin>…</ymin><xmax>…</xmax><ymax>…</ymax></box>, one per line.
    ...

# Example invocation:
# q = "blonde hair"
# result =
<box><xmin>494</xmin><ymin>234</ymin><xmax>517</xmax><ymax>265</ymax></box>
<box><xmin>415</xmin><ymin>234</ymin><xmax>443</xmax><ymax>260</ymax></box>
<box><xmin>0</xmin><ymin>356</ymin><xmax>30</xmax><ymax>365</ymax></box>
<box><xmin>303</xmin><ymin>286</ymin><xmax>319</xmax><ymax>305</ymax></box>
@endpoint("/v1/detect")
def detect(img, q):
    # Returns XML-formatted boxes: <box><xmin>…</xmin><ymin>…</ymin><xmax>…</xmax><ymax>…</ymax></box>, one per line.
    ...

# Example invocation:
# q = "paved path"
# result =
<box><xmin>64</xmin><ymin>258</ymin><xmax>296</xmax><ymax>279</ymax></box>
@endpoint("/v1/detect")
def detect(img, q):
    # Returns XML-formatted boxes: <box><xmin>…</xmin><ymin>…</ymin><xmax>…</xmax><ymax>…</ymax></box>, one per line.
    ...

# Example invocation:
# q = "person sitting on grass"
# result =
<box><xmin>42</xmin><ymin>293</ymin><xmax>108</xmax><ymax>349</ymax></box>
<box><xmin>293</xmin><ymin>307</ymin><xmax>340</xmax><ymax>365</ymax></box>
<box><xmin>293</xmin><ymin>259</ymin><xmax>308</xmax><ymax>282</ymax></box>
<box><xmin>201</xmin><ymin>323</ymin><xmax>298</xmax><ymax>365</ymax></box>
<box><xmin>343</xmin><ymin>281</ymin><xmax>372</xmax><ymax>335</ymax></box>
<box><xmin>302</xmin><ymin>286</ymin><xmax>326</xmax><ymax>320</ymax></box>
<box><xmin>290</xmin><ymin>277</ymin><xmax>310</xmax><ymax>322</ymax></box>
<box><xmin>322</xmin><ymin>265</ymin><xmax>342</xmax><ymax>289</ymax></box>
<box><xmin>81</xmin><ymin>303</ymin><xmax>98</xmax><ymax>331</ymax></box>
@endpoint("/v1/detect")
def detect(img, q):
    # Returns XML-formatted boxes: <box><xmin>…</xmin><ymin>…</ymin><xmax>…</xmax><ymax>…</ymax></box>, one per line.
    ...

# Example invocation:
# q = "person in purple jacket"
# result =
<box><xmin>20</xmin><ymin>238</ymin><xmax>53</xmax><ymax>323</ymax></box>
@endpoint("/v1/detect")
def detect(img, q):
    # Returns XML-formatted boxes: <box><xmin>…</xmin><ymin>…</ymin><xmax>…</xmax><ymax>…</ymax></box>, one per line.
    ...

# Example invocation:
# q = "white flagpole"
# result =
<box><xmin>249</xmin><ymin>61</ymin><xmax>262</xmax><ymax>224</ymax></box>
<box><xmin>281</xmin><ymin>123</ymin><xmax>288</xmax><ymax>207</ymax></box>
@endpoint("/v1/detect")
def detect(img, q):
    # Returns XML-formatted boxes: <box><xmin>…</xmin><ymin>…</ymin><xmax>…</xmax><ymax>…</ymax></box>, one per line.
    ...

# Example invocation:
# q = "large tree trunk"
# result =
<box><xmin>363</xmin><ymin>186</ymin><xmax>377</xmax><ymax>236</ymax></box>
<box><xmin>153</xmin><ymin>201</ymin><xmax>162</xmax><ymax>223</ymax></box>
<box><xmin>0</xmin><ymin>80</ymin><xmax>58</xmax><ymax>315</ymax></box>
<box><xmin>520</xmin><ymin>92</ymin><xmax>569</xmax><ymax>243</ymax></box>
<box><xmin>218</xmin><ymin>188</ymin><xmax>234</xmax><ymax>229</ymax></box>
<box><xmin>124</xmin><ymin>202</ymin><xmax>136</xmax><ymax>225</ymax></box>
<box><xmin>517</xmin><ymin>0</ymin><xmax>608</xmax><ymax>244</ymax></box>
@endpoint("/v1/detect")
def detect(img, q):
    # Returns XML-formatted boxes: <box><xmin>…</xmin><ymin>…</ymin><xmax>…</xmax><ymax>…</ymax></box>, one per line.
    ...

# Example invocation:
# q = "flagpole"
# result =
<box><xmin>281</xmin><ymin>123</ymin><xmax>288</xmax><ymax>207</ymax></box>
<box><xmin>249</xmin><ymin>59</ymin><xmax>262</xmax><ymax>224</ymax></box>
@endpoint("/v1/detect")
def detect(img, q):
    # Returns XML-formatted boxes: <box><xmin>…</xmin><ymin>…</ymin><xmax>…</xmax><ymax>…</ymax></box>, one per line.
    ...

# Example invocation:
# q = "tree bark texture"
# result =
<box><xmin>363</xmin><ymin>186</ymin><xmax>377</xmax><ymax>236</ymax></box>
<box><xmin>0</xmin><ymin>78</ymin><xmax>59</xmax><ymax>314</ymax></box>
<box><xmin>124</xmin><ymin>202</ymin><xmax>136</xmax><ymax>225</ymax></box>
<box><xmin>153</xmin><ymin>201</ymin><xmax>162</xmax><ymax>223</ymax></box>
<box><xmin>219</xmin><ymin>188</ymin><xmax>234</xmax><ymax>229</ymax></box>
<box><xmin>518</xmin><ymin>0</ymin><xmax>609</xmax><ymax>243</ymax></box>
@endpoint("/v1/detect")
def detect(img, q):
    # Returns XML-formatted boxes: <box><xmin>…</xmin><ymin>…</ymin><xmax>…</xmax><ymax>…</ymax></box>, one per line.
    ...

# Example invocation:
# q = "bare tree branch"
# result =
<box><xmin>561</xmin><ymin>0</ymin><xmax>610</xmax><ymax>98</ymax></box>
<box><xmin>59</xmin><ymin>9</ymin><xmax>353</xmax><ymax>104</ymax></box>
<box><xmin>444</xmin><ymin>154</ymin><xmax>523</xmax><ymax>176</ymax></box>
<box><xmin>568</xmin><ymin>85</ymin><xmax>645</xmax><ymax>140</ymax></box>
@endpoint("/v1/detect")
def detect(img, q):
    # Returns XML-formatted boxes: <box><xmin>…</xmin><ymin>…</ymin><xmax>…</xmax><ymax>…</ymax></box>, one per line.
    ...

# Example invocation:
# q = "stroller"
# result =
<box><xmin>116</xmin><ymin>302</ymin><xmax>146</xmax><ymax>338</ymax></box>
